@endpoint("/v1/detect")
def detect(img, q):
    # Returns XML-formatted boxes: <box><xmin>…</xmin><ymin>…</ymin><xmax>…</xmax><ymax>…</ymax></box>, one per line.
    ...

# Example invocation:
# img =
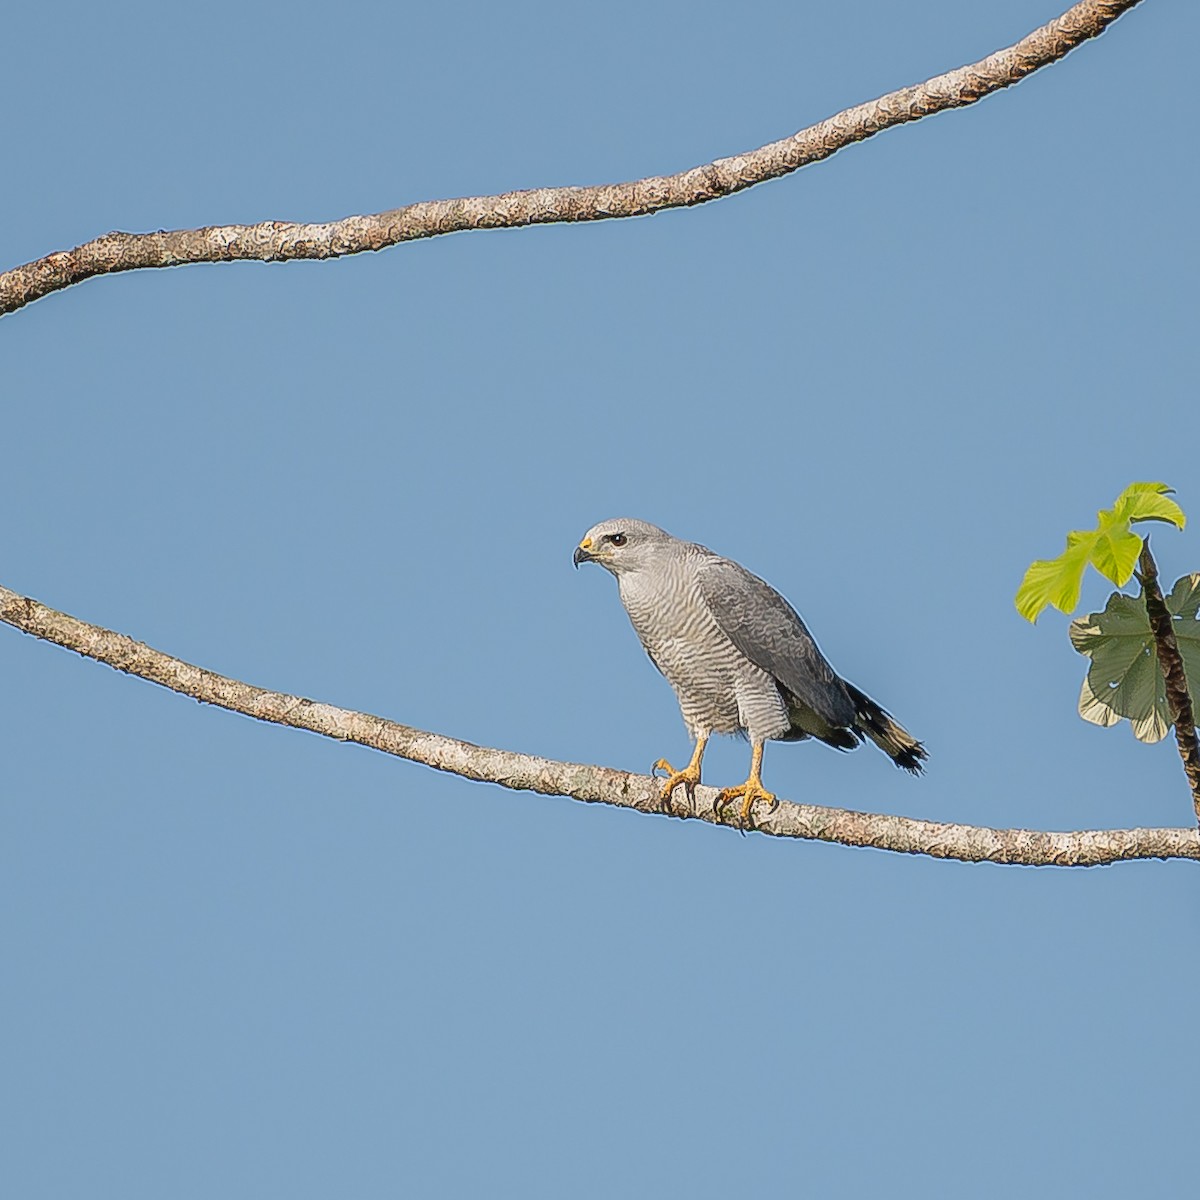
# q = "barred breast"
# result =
<box><xmin>617</xmin><ymin>545</ymin><xmax>789</xmax><ymax>742</ymax></box>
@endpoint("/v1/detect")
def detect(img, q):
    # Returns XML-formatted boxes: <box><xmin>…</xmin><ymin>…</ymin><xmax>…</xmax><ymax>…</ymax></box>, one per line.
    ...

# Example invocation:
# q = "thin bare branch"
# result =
<box><xmin>0</xmin><ymin>0</ymin><xmax>1144</xmax><ymax>318</ymax></box>
<box><xmin>1138</xmin><ymin>541</ymin><xmax>1200</xmax><ymax>824</ymax></box>
<box><xmin>3</xmin><ymin>582</ymin><xmax>1195</xmax><ymax>867</ymax></box>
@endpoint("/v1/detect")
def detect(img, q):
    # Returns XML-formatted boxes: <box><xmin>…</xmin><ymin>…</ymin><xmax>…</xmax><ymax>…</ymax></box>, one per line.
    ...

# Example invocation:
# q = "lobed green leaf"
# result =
<box><xmin>1016</xmin><ymin>482</ymin><xmax>1185</xmax><ymax>622</ymax></box>
<box><xmin>1070</xmin><ymin>574</ymin><xmax>1200</xmax><ymax>742</ymax></box>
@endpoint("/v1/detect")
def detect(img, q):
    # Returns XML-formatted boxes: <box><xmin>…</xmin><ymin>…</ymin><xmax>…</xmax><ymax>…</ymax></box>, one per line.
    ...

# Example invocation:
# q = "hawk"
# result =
<box><xmin>574</xmin><ymin>519</ymin><xmax>925</xmax><ymax>821</ymax></box>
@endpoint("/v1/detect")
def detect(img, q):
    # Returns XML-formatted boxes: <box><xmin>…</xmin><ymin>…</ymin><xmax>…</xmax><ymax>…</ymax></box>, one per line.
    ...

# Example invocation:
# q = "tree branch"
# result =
<box><xmin>1138</xmin><ymin>540</ymin><xmax>1200</xmax><ymax>824</ymax></box>
<box><xmin>3</xmin><ymin>582</ymin><xmax>1195</xmax><ymax>867</ymax></box>
<box><xmin>0</xmin><ymin>0</ymin><xmax>1144</xmax><ymax>318</ymax></box>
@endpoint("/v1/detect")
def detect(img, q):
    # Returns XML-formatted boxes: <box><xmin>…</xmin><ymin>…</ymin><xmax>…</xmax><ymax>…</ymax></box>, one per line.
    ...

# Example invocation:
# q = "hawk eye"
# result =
<box><xmin>608</xmin><ymin>533</ymin><xmax>627</xmax><ymax>547</ymax></box>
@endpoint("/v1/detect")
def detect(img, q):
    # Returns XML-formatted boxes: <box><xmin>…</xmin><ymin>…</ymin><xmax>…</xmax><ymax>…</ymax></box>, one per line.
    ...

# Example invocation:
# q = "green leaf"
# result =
<box><xmin>1016</xmin><ymin>482</ymin><xmax>1186</xmax><ymax>623</ymax></box>
<box><xmin>1111</xmin><ymin>481</ymin><xmax>1188</xmax><ymax>529</ymax></box>
<box><xmin>1069</xmin><ymin>574</ymin><xmax>1200</xmax><ymax>743</ymax></box>
<box><xmin>1015</xmin><ymin>539</ymin><xmax>1091</xmax><ymax>623</ymax></box>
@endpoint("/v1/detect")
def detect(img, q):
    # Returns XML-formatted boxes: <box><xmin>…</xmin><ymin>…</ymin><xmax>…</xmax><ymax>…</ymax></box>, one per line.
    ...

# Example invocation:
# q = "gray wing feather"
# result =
<box><xmin>697</xmin><ymin>555</ymin><xmax>855</xmax><ymax>728</ymax></box>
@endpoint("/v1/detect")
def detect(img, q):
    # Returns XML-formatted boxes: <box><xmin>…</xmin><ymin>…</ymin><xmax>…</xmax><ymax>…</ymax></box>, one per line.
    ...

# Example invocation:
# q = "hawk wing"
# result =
<box><xmin>697</xmin><ymin>554</ymin><xmax>856</xmax><ymax>729</ymax></box>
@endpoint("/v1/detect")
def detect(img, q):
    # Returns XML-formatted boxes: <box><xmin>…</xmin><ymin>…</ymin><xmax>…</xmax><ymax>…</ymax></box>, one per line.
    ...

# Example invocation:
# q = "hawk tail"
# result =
<box><xmin>845</xmin><ymin>683</ymin><xmax>927</xmax><ymax>775</ymax></box>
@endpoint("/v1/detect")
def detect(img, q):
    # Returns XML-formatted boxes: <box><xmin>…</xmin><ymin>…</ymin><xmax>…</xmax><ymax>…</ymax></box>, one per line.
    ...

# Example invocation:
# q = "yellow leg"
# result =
<box><xmin>715</xmin><ymin>742</ymin><xmax>777</xmax><ymax>825</ymax></box>
<box><xmin>653</xmin><ymin>736</ymin><xmax>708</xmax><ymax>811</ymax></box>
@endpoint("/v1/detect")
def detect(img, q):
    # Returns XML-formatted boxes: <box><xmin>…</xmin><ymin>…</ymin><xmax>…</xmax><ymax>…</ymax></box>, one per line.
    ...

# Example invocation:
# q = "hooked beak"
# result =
<box><xmin>573</xmin><ymin>539</ymin><xmax>595</xmax><ymax>568</ymax></box>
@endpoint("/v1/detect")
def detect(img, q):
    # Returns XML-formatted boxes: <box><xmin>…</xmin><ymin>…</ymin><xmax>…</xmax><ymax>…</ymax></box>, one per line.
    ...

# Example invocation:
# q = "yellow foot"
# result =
<box><xmin>715</xmin><ymin>778</ymin><xmax>777</xmax><ymax>826</ymax></box>
<box><xmin>652</xmin><ymin>758</ymin><xmax>702</xmax><ymax>813</ymax></box>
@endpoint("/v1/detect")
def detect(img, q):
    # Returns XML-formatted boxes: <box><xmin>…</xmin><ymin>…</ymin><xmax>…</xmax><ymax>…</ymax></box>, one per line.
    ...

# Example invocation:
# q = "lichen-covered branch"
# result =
<box><xmin>2</xmin><ymin>582</ymin><xmax>1195</xmax><ymax>867</ymax></box>
<box><xmin>0</xmin><ymin>0</ymin><xmax>1144</xmax><ymax>318</ymax></box>
<box><xmin>1138</xmin><ymin>541</ymin><xmax>1200</xmax><ymax>824</ymax></box>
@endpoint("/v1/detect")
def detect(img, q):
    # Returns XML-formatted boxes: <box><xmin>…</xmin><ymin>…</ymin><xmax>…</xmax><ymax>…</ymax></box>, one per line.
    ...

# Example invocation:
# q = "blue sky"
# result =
<box><xmin>3</xmin><ymin>1</ymin><xmax>1197</xmax><ymax>1195</ymax></box>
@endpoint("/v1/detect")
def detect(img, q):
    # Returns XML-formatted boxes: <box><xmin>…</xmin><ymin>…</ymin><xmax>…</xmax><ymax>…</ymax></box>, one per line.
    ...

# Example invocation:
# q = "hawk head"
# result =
<box><xmin>573</xmin><ymin>518</ymin><xmax>673</xmax><ymax>576</ymax></box>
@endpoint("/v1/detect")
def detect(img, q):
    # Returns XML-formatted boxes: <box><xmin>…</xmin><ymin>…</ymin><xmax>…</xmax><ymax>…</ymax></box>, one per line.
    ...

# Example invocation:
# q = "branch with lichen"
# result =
<box><xmin>0</xmin><ymin>0</ymin><xmax>1144</xmax><ymax>317</ymax></box>
<box><xmin>3</xmin><ymin>582</ymin><xmax>1195</xmax><ymax>867</ymax></box>
<box><xmin>1137</xmin><ymin>541</ymin><xmax>1200</xmax><ymax>822</ymax></box>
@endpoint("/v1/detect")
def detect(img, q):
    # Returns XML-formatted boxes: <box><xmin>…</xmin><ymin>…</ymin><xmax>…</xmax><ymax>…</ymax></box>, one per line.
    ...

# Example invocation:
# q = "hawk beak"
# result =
<box><xmin>573</xmin><ymin>539</ymin><xmax>594</xmax><ymax>568</ymax></box>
